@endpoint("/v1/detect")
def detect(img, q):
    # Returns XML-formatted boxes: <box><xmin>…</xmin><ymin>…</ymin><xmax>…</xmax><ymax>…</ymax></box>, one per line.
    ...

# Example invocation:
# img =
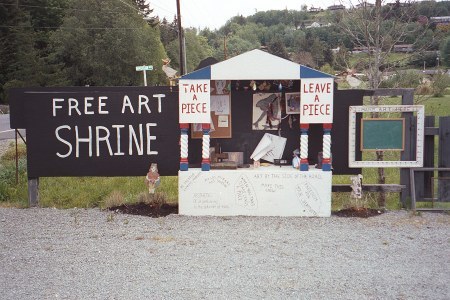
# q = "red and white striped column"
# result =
<box><xmin>322</xmin><ymin>123</ymin><xmax>332</xmax><ymax>171</ymax></box>
<box><xmin>201</xmin><ymin>123</ymin><xmax>211</xmax><ymax>171</ymax></box>
<box><xmin>300</xmin><ymin>123</ymin><xmax>309</xmax><ymax>171</ymax></box>
<box><xmin>179</xmin><ymin>123</ymin><xmax>189</xmax><ymax>171</ymax></box>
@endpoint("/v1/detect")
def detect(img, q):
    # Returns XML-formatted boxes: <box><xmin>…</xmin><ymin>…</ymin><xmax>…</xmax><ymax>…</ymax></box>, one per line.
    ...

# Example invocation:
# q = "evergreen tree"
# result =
<box><xmin>268</xmin><ymin>37</ymin><xmax>289</xmax><ymax>60</ymax></box>
<box><xmin>160</xmin><ymin>17</ymin><xmax>178</xmax><ymax>48</ymax></box>
<box><xmin>0</xmin><ymin>1</ymin><xmax>40</xmax><ymax>102</ymax></box>
<box><xmin>134</xmin><ymin>0</ymin><xmax>159</xmax><ymax>27</ymax></box>
<box><xmin>48</xmin><ymin>0</ymin><xmax>167</xmax><ymax>86</ymax></box>
<box><xmin>441</xmin><ymin>36</ymin><xmax>450</xmax><ymax>67</ymax></box>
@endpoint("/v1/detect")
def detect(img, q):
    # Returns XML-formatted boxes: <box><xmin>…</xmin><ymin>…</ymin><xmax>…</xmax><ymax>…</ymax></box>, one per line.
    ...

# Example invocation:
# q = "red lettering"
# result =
<box><xmin>302</xmin><ymin>104</ymin><xmax>309</xmax><ymax>115</ymax></box>
<box><xmin>193</xmin><ymin>94</ymin><xmax>198</xmax><ymax>101</ymax></box>
<box><xmin>302</xmin><ymin>104</ymin><xmax>331</xmax><ymax>116</ymax></box>
<box><xmin>303</xmin><ymin>82</ymin><xmax>332</xmax><ymax>94</ymax></box>
<box><xmin>181</xmin><ymin>102</ymin><xmax>208</xmax><ymax>114</ymax></box>
<box><xmin>314</xmin><ymin>95</ymin><xmax>320</xmax><ymax>102</ymax></box>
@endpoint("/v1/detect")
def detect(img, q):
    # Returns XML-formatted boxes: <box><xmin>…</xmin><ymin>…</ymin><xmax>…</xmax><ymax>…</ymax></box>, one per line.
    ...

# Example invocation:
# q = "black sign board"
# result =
<box><xmin>9</xmin><ymin>87</ymin><xmax>180</xmax><ymax>177</ymax></box>
<box><xmin>9</xmin><ymin>86</ymin><xmax>363</xmax><ymax>178</ymax></box>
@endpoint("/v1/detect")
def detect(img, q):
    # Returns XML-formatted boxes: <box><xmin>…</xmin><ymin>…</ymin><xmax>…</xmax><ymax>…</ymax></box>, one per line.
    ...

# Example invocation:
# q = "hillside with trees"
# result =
<box><xmin>1</xmin><ymin>0</ymin><xmax>449</xmax><ymax>103</ymax></box>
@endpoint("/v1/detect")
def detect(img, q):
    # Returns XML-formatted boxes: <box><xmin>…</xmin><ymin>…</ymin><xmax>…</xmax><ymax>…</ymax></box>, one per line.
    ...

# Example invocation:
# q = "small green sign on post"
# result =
<box><xmin>361</xmin><ymin>118</ymin><xmax>405</xmax><ymax>151</ymax></box>
<box><xmin>135</xmin><ymin>65</ymin><xmax>153</xmax><ymax>86</ymax></box>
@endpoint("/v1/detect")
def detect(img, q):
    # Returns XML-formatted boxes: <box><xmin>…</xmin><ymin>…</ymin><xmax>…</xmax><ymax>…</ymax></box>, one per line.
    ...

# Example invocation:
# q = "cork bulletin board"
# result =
<box><xmin>192</xmin><ymin>80</ymin><xmax>232</xmax><ymax>139</ymax></box>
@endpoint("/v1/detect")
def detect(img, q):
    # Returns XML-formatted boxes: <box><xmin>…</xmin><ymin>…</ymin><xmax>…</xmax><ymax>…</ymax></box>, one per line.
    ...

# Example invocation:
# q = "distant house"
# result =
<box><xmin>331</xmin><ymin>47</ymin><xmax>340</xmax><ymax>54</ymax></box>
<box><xmin>351</xmin><ymin>46</ymin><xmax>375</xmax><ymax>54</ymax></box>
<box><xmin>327</xmin><ymin>5</ymin><xmax>345</xmax><ymax>11</ymax></box>
<box><xmin>430</xmin><ymin>16</ymin><xmax>450</xmax><ymax>25</ymax></box>
<box><xmin>386</xmin><ymin>2</ymin><xmax>411</xmax><ymax>8</ymax></box>
<box><xmin>305</xmin><ymin>22</ymin><xmax>331</xmax><ymax>29</ymax></box>
<box><xmin>356</xmin><ymin>1</ymin><xmax>374</xmax><ymax>9</ymax></box>
<box><xmin>393</xmin><ymin>44</ymin><xmax>414</xmax><ymax>53</ymax></box>
<box><xmin>306</xmin><ymin>22</ymin><xmax>321</xmax><ymax>28</ymax></box>
<box><xmin>309</xmin><ymin>6</ymin><xmax>323</xmax><ymax>13</ymax></box>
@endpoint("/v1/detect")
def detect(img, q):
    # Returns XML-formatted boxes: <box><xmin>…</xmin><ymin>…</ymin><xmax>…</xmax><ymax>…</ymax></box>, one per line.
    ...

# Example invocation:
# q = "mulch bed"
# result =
<box><xmin>333</xmin><ymin>207</ymin><xmax>384</xmax><ymax>218</ymax></box>
<box><xmin>109</xmin><ymin>203</ymin><xmax>178</xmax><ymax>218</ymax></box>
<box><xmin>109</xmin><ymin>203</ymin><xmax>383</xmax><ymax>219</ymax></box>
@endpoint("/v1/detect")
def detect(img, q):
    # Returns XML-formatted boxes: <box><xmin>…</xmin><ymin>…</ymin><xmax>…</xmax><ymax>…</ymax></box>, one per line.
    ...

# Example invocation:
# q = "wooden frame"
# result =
<box><xmin>285</xmin><ymin>92</ymin><xmax>301</xmax><ymax>114</ymax></box>
<box><xmin>349</xmin><ymin>105</ymin><xmax>424</xmax><ymax>168</ymax></box>
<box><xmin>410</xmin><ymin>168</ymin><xmax>450</xmax><ymax>211</ymax></box>
<box><xmin>360</xmin><ymin>118</ymin><xmax>405</xmax><ymax>151</ymax></box>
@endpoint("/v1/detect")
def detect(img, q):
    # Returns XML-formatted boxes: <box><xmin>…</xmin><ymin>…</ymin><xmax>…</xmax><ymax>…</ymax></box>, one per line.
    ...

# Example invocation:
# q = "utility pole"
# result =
<box><xmin>176</xmin><ymin>0</ymin><xmax>185</xmax><ymax>75</ymax></box>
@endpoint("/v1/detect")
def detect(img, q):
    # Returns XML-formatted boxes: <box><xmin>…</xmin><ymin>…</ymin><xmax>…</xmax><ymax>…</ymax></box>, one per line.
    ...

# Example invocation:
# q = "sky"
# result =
<box><xmin>149</xmin><ymin>0</ymin><xmax>345</xmax><ymax>29</ymax></box>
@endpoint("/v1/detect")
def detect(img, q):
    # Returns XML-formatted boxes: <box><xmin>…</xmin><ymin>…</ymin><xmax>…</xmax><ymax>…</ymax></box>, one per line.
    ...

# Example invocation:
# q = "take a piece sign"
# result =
<box><xmin>300</xmin><ymin>78</ymin><xmax>334</xmax><ymax>124</ymax></box>
<box><xmin>179</xmin><ymin>79</ymin><xmax>210</xmax><ymax>123</ymax></box>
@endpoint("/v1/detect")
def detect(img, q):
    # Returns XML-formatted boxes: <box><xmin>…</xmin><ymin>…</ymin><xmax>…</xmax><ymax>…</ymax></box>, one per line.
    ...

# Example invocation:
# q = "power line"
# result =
<box><xmin>0</xmin><ymin>1</ymin><xmax>167</xmax><ymax>18</ymax></box>
<box><xmin>0</xmin><ymin>24</ymin><xmax>146</xmax><ymax>30</ymax></box>
<box><xmin>149</xmin><ymin>1</ymin><xmax>177</xmax><ymax>16</ymax></box>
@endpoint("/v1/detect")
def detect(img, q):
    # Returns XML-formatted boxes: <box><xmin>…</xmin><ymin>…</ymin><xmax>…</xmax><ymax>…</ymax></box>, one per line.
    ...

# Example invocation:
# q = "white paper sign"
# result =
<box><xmin>261</xmin><ymin>133</ymin><xmax>287</xmax><ymax>163</ymax></box>
<box><xmin>218</xmin><ymin>115</ymin><xmax>228</xmax><ymax>127</ymax></box>
<box><xmin>300</xmin><ymin>78</ymin><xmax>334</xmax><ymax>124</ymax></box>
<box><xmin>179</xmin><ymin>79</ymin><xmax>210</xmax><ymax>123</ymax></box>
<box><xmin>251</xmin><ymin>133</ymin><xmax>287</xmax><ymax>163</ymax></box>
<box><xmin>211</xmin><ymin>95</ymin><xmax>230</xmax><ymax>115</ymax></box>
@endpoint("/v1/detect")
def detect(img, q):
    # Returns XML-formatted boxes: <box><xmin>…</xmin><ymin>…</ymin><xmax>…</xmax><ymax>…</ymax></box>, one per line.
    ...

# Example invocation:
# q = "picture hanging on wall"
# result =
<box><xmin>252</xmin><ymin>93</ymin><xmax>281</xmax><ymax>130</ymax></box>
<box><xmin>192</xmin><ymin>92</ymin><xmax>232</xmax><ymax>139</ymax></box>
<box><xmin>285</xmin><ymin>92</ymin><xmax>301</xmax><ymax>114</ymax></box>
<box><xmin>211</xmin><ymin>80</ymin><xmax>230</xmax><ymax>95</ymax></box>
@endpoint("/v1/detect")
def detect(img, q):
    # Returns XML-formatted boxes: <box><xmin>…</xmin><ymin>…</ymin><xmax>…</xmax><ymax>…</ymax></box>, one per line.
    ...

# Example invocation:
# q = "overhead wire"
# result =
<box><xmin>0</xmin><ymin>24</ymin><xmax>145</xmax><ymax>30</ymax></box>
<box><xmin>0</xmin><ymin>0</ymin><xmax>164</xmax><ymax>30</ymax></box>
<box><xmin>0</xmin><ymin>0</ymin><xmax>168</xmax><ymax>18</ymax></box>
<box><xmin>0</xmin><ymin>0</ymin><xmax>216</xmax><ymax>30</ymax></box>
<box><xmin>0</xmin><ymin>2</ymin><xmax>135</xmax><ymax>16</ymax></box>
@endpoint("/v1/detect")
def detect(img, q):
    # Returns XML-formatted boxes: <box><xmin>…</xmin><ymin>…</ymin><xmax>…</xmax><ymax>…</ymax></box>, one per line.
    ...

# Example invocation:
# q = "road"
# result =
<box><xmin>0</xmin><ymin>114</ymin><xmax>25</xmax><ymax>141</ymax></box>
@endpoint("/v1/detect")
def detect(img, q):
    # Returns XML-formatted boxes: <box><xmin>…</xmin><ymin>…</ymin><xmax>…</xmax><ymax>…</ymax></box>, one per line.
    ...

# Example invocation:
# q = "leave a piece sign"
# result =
<box><xmin>300</xmin><ymin>78</ymin><xmax>334</xmax><ymax>124</ymax></box>
<box><xmin>179</xmin><ymin>79</ymin><xmax>210</xmax><ymax>123</ymax></box>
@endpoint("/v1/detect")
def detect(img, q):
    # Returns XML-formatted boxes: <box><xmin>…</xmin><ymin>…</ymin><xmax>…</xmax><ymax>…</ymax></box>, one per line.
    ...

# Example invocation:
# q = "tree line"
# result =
<box><xmin>1</xmin><ymin>0</ymin><xmax>449</xmax><ymax>103</ymax></box>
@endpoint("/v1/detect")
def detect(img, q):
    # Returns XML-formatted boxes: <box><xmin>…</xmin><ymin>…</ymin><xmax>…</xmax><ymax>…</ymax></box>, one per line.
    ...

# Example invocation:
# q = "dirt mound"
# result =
<box><xmin>333</xmin><ymin>207</ymin><xmax>384</xmax><ymax>218</ymax></box>
<box><xmin>109</xmin><ymin>203</ymin><xmax>178</xmax><ymax>218</ymax></box>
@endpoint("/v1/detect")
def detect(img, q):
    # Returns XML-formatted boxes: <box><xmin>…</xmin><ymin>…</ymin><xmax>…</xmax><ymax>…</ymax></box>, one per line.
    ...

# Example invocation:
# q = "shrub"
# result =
<box><xmin>102</xmin><ymin>190</ymin><xmax>125</xmax><ymax>209</ymax></box>
<box><xmin>416</xmin><ymin>84</ymin><xmax>432</xmax><ymax>95</ymax></box>
<box><xmin>0</xmin><ymin>158</ymin><xmax>28</xmax><ymax>205</ymax></box>
<box><xmin>381</xmin><ymin>70</ymin><xmax>423</xmax><ymax>89</ymax></box>
<box><xmin>1</xmin><ymin>142</ymin><xmax>27</xmax><ymax>163</ymax></box>
<box><xmin>431</xmin><ymin>72</ymin><xmax>450</xmax><ymax>97</ymax></box>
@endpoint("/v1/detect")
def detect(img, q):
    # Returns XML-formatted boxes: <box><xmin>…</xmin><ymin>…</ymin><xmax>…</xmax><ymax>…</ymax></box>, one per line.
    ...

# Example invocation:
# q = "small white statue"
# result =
<box><xmin>350</xmin><ymin>174</ymin><xmax>363</xmax><ymax>199</ymax></box>
<box><xmin>162</xmin><ymin>58</ymin><xmax>178</xmax><ymax>79</ymax></box>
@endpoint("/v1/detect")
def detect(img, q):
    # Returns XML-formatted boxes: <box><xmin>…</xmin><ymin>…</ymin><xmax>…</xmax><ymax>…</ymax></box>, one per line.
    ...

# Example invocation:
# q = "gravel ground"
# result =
<box><xmin>0</xmin><ymin>208</ymin><xmax>449</xmax><ymax>299</ymax></box>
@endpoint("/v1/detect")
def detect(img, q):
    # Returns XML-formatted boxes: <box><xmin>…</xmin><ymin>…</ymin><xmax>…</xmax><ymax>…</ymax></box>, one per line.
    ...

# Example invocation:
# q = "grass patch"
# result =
<box><xmin>39</xmin><ymin>176</ymin><xmax>178</xmax><ymax>209</ymax></box>
<box><xmin>0</xmin><ymin>141</ymin><xmax>178</xmax><ymax>208</ymax></box>
<box><xmin>0</xmin><ymin>141</ymin><xmax>27</xmax><ymax>163</ymax></box>
<box><xmin>0</xmin><ymin>142</ymin><xmax>28</xmax><ymax>207</ymax></box>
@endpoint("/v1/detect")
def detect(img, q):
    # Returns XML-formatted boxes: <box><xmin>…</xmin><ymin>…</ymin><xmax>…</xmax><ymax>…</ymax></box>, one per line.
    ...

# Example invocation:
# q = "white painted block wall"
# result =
<box><xmin>179</xmin><ymin>167</ymin><xmax>332</xmax><ymax>217</ymax></box>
